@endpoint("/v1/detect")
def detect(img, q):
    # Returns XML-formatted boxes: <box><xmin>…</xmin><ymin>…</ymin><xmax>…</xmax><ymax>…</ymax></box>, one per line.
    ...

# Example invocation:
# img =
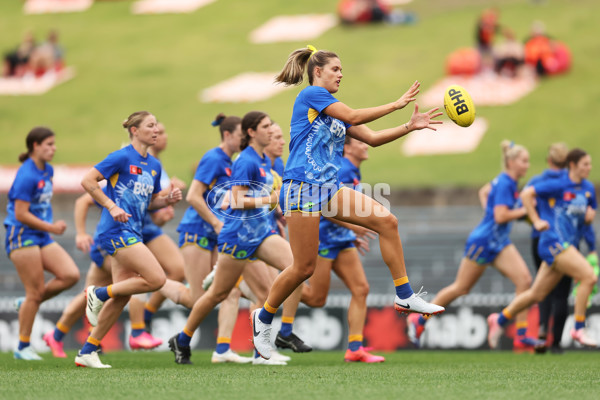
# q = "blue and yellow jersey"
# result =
<box><xmin>177</xmin><ymin>147</ymin><xmax>232</xmax><ymax>235</ymax></box>
<box><xmin>4</xmin><ymin>158</ymin><xmax>54</xmax><ymax>232</ymax></box>
<box><xmin>218</xmin><ymin>146</ymin><xmax>274</xmax><ymax>247</ymax></box>
<box><xmin>283</xmin><ymin>85</ymin><xmax>351</xmax><ymax>185</ymax></box>
<box><xmin>319</xmin><ymin>157</ymin><xmax>360</xmax><ymax>247</ymax></box>
<box><xmin>468</xmin><ymin>172</ymin><xmax>519</xmax><ymax>246</ymax></box>
<box><xmin>272</xmin><ymin>156</ymin><xmax>285</xmax><ymax>178</ymax></box>
<box><xmin>524</xmin><ymin>168</ymin><xmax>566</xmax><ymax>239</ymax></box>
<box><xmin>534</xmin><ymin>174</ymin><xmax>597</xmax><ymax>246</ymax></box>
<box><xmin>94</xmin><ymin>144</ymin><xmax>162</xmax><ymax>238</ymax></box>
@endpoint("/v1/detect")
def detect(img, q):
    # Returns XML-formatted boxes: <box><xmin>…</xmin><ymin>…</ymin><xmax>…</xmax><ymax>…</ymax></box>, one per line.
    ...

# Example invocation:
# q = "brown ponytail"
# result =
<box><xmin>275</xmin><ymin>47</ymin><xmax>339</xmax><ymax>86</ymax></box>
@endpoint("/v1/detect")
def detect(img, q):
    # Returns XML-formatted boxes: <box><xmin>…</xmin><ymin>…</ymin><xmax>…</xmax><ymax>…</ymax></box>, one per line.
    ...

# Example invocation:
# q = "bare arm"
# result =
<box><xmin>585</xmin><ymin>206</ymin><xmax>596</xmax><ymax>224</ymax></box>
<box><xmin>346</xmin><ymin>104</ymin><xmax>443</xmax><ymax>147</ymax></box>
<box><xmin>230</xmin><ymin>185</ymin><xmax>278</xmax><ymax>210</ymax></box>
<box><xmin>493</xmin><ymin>204</ymin><xmax>527</xmax><ymax>224</ymax></box>
<box><xmin>323</xmin><ymin>81</ymin><xmax>421</xmax><ymax>125</ymax></box>
<box><xmin>14</xmin><ymin>200</ymin><xmax>66</xmax><ymax>235</ymax></box>
<box><xmin>186</xmin><ymin>179</ymin><xmax>223</xmax><ymax>233</ymax></box>
<box><xmin>148</xmin><ymin>184</ymin><xmax>182</xmax><ymax>210</ymax></box>
<box><xmin>521</xmin><ymin>186</ymin><xmax>549</xmax><ymax>231</ymax></box>
<box><xmin>478</xmin><ymin>183</ymin><xmax>491</xmax><ymax>210</ymax></box>
<box><xmin>81</xmin><ymin>167</ymin><xmax>131</xmax><ymax>222</ymax></box>
<box><xmin>74</xmin><ymin>193</ymin><xmax>96</xmax><ymax>252</ymax></box>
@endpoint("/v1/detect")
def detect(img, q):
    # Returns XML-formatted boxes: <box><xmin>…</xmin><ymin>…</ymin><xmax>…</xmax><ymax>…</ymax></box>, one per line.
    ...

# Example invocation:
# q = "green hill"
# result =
<box><xmin>1</xmin><ymin>0</ymin><xmax>598</xmax><ymax>187</ymax></box>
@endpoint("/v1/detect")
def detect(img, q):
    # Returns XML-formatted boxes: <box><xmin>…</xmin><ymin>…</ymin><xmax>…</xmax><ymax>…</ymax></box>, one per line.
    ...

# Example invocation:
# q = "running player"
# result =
<box><xmin>408</xmin><ymin>141</ymin><xmax>539</xmax><ymax>349</ymax></box>
<box><xmin>524</xmin><ymin>142</ymin><xmax>570</xmax><ymax>353</ymax></box>
<box><xmin>168</xmin><ymin>111</ymin><xmax>303</xmax><ymax>365</ymax></box>
<box><xmin>488</xmin><ymin>148</ymin><xmax>598</xmax><ymax>349</ymax></box>
<box><xmin>176</xmin><ymin>113</ymin><xmax>251</xmax><ymax>364</ymax></box>
<box><xmin>136</xmin><ymin>122</ymin><xmax>186</xmax><ymax>336</ymax></box>
<box><xmin>302</xmin><ymin>136</ymin><xmax>384</xmax><ymax>362</ymax></box>
<box><xmin>251</xmin><ymin>45</ymin><xmax>444</xmax><ymax>359</ymax></box>
<box><xmin>76</xmin><ymin>111</ymin><xmax>182</xmax><ymax>368</ymax></box>
<box><xmin>5</xmin><ymin>127</ymin><xmax>80</xmax><ymax>360</ymax></box>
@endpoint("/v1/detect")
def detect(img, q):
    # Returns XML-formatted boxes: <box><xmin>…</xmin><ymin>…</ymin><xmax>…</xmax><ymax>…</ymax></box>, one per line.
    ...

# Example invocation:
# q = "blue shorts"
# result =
<box><xmin>179</xmin><ymin>231</ymin><xmax>218</xmax><ymax>251</ymax></box>
<box><xmin>5</xmin><ymin>225</ymin><xmax>54</xmax><ymax>256</ymax></box>
<box><xmin>96</xmin><ymin>230</ymin><xmax>142</xmax><ymax>256</ymax></box>
<box><xmin>280</xmin><ymin>179</ymin><xmax>341</xmax><ymax>214</ymax></box>
<box><xmin>464</xmin><ymin>237</ymin><xmax>510</xmax><ymax>265</ymax></box>
<box><xmin>218</xmin><ymin>231</ymin><xmax>277</xmax><ymax>261</ymax></box>
<box><xmin>142</xmin><ymin>221</ymin><xmax>163</xmax><ymax>244</ymax></box>
<box><xmin>318</xmin><ymin>241</ymin><xmax>356</xmax><ymax>260</ymax></box>
<box><xmin>538</xmin><ymin>235</ymin><xmax>570</xmax><ymax>266</ymax></box>
<box><xmin>90</xmin><ymin>242</ymin><xmax>108</xmax><ymax>268</ymax></box>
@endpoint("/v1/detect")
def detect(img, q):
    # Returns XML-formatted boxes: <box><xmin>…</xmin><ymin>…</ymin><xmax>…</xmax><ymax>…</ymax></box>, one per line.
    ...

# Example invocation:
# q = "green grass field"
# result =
<box><xmin>1</xmin><ymin>0</ymin><xmax>599</xmax><ymax>187</ymax></box>
<box><xmin>1</xmin><ymin>350</ymin><xmax>599</xmax><ymax>399</ymax></box>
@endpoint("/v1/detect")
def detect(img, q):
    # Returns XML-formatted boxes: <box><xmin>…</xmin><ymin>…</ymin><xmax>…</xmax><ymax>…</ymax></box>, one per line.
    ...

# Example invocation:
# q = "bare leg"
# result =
<box><xmin>332</xmin><ymin>249</ymin><xmax>369</xmax><ymax>338</ymax></box>
<box><xmin>492</xmin><ymin>245</ymin><xmax>533</xmax><ymax>327</ymax></box>
<box><xmin>302</xmin><ymin>256</ymin><xmax>333</xmax><ymax>307</ymax></box>
<box><xmin>264</xmin><ymin>214</ymin><xmax>320</xmax><ymax>309</ymax></box>
<box><xmin>431</xmin><ymin>257</ymin><xmax>486</xmax><ymax>307</ymax></box>
<box><xmin>40</xmin><ymin>243</ymin><xmax>80</xmax><ymax>300</ymax></box>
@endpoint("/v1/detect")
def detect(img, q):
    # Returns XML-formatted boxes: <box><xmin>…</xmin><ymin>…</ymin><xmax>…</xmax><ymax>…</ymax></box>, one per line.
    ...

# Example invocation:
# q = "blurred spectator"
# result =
<box><xmin>492</xmin><ymin>29</ymin><xmax>525</xmax><ymax>78</ymax></box>
<box><xmin>2</xmin><ymin>30</ymin><xmax>65</xmax><ymax>79</ymax></box>
<box><xmin>475</xmin><ymin>8</ymin><xmax>501</xmax><ymax>68</ymax></box>
<box><xmin>29</xmin><ymin>30</ymin><xmax>65</xmax><ymax>78</ymax></box>
<box><xmin>524</xmin><ymin>21</ymin><xmax>571</xmax><ymax>76</ymax></box>
<box><xmin>337</xmin><ymin>0</ymin><xmax>415</xmax><ymax>25</ymax></box>
<box><xmin>3</xmin><ymin>31</ymin><xmax>36</xmax><ymax>77</ymax></box>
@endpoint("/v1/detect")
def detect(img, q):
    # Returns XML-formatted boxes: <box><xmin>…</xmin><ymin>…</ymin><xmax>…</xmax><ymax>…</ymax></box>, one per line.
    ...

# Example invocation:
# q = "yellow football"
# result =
<box><xmin>443</xmin><ymin>85</ymin><xmax>476</xmax><ymax>127</ymax></box>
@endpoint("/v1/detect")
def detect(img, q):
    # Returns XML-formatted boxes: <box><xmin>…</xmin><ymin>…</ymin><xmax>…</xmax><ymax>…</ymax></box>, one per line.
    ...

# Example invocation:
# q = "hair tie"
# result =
<box><xmin>307</xmin><ymin>44</ymin><xmax>318</xmax><ymax>58</ymax></box>
<box><xmin>211</xmin><ymin>119</ymin><xmax>219</xmax><ymax>127</ymax></box>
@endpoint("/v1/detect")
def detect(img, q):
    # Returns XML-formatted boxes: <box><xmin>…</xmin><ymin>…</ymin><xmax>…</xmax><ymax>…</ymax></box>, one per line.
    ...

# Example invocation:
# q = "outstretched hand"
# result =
<box><xmin>409</xmin><ymin>104</ymin><xmax>443</xmax><ymax>131</ymax></box>
<box><xmin>396</xmin><ymin>81</ymin><xmax>420</xmax><ymax>110</ymax></box>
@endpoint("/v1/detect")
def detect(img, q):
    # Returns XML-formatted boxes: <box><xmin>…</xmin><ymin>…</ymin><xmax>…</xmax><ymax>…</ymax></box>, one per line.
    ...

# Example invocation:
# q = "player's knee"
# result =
<box><xmin>379</xmin><ymin>213</ymin><xmax>398</xmax><ymax>233</ymax></box>
<box><xmin>352</xmin><ymin>281</ymin><xmax>370</xmax><ymax>299</ymax></box>
<box><xmin>63</xmin><ymin>269</ymin><xmax>81</xmax><ymax>287</ymax></box>
<box><xmin>148</xmin><ymin>272</ymin><xmax>167</xmax><ymax>292</ymax></box>
<box><xmin>515</xmin><ymin>274</ymin><xmax>532</xmax><ymax>291</ymax></box>
<box><xmin>26</xmin><ymin>289</ymin><xmax>44</xmax><ymax>304</ymax></box>
<box><xmin>293</xmin><ymin>261</ymin><xmax>316</xmax><ymax>280</ymax></box>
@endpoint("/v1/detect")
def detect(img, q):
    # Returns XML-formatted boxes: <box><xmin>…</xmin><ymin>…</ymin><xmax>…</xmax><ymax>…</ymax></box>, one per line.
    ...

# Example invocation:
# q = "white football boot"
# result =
<box><xmin>394</xmin><ymin>287</ymin><xmax>445</xmax><ymax>316</ymax></box>
<box><xmin>85</xmin><ymin>285</ymin><xmax>105</xmax><ymax>327</ymax></box>
<box><xmin>75</xmin><ymin>351</ymin><xmax>111</xmax><ymax>368</ymax></box>
<box><xmin>251</xmin><ymin>309</ymin><xmax>272</xmax><ymax>359</ymax></box>
<box><xmin>211</xmin><ymin>349</ymin><xmax>253</xmax><ymax>364</ymax></box>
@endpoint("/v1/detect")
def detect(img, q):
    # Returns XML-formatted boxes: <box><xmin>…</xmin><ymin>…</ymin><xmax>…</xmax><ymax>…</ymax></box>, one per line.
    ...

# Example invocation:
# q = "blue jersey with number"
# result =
<box><xmin>177</xmin><ymin>147</ymin><xmax>232</xmax><ymax>234</ymax></box>
<box><xmin>4</xmin><ymin>158</ymin><xmax>54</xmax><ymax>231</ymax></box>
<box><xmin>94</xmin><ymin>144</ymin><xmax>162</xmax><ymax>238</ymax></box>
<box><xmin>467</xmin><ymin>172</ymin><xmax>519</xmax><ymax>245</ymax></box>
<box><xmin>534</xmin><ymin>175</ymin><xmax>597</xmax><ymax>246</ymax></box>
<box><xmin>319</xmin><ymin>157</ymin><xmax>359</xmax><ymax>246</ymax></box>
<box><xmin>524</xmin><ymin>168</ymin><xmax>566</xmax><ymax>239</ymax></box>
<box><xmin>218</xmin><ymin>146</ymin><xmax>274</xmax><ymax>246</ymax></box>
<box><xmin>283</xmin><ymin>85</ymin><xmax>352</xmax><ymax>185</ymax></box>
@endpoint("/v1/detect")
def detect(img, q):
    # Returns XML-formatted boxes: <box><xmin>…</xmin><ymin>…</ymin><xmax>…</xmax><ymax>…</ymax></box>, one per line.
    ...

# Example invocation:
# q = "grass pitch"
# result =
<box><xmin>1</xmin><ymin>350</ymin><xmax>599</xmax><ymax>400</ymax></box>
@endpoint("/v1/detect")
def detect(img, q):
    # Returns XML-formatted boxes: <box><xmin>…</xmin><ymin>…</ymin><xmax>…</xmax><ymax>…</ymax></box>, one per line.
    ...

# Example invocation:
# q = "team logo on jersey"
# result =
<box><xmin>199</xmin><ymin>237</ymin><xmax>209</xmax><ymax>247</ymax></box>
<box><xmin>235</xmin><ymin>250</ymin><xmax>248</xmax><ymax>259</ymax></box>
<box><xmin>259</xmin><ymin>168</ymin><xmax>266</xmax><ymax>177</ymax></box>
<box><xmin>225</xmin><ymin>167</ymin><xmax>232</xmax><ymax>177</ymax></box>
<box><xmin>585</xmin><ymin>191</ymin><xmax>591</xmax><ymax>198</ymax></box>
<box><xmin>37</xmin><ymin>180</ymin><xmax>45</xmax><ymax>189</ymax></box>
<box><xmin>130</xmin><ymin>165</ymin><xmax>142</xmax><ymax>175</ymax></box>
<box><xmin>151</xmin><ymin>170</ymin><xmax>157</xmax><ymax>177</ymax></box>
<box><xmin>353</xmin><ymin>178</ymin><xmax>360</xmax><ymax>187</ymax></box>
<box><xmin>514</xmin><ymin>191</ymin><xmax>519</xmax><ymax>199</ymax></box>
<box><xmin>563</xmin><ymin>191</ymin><xmax>575</xmax><ymax>201</ymax></box>
<box><xmin>548</xmin><ymin>198</ymin><xmax>556</xmax><ymax>208</ymax></box>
